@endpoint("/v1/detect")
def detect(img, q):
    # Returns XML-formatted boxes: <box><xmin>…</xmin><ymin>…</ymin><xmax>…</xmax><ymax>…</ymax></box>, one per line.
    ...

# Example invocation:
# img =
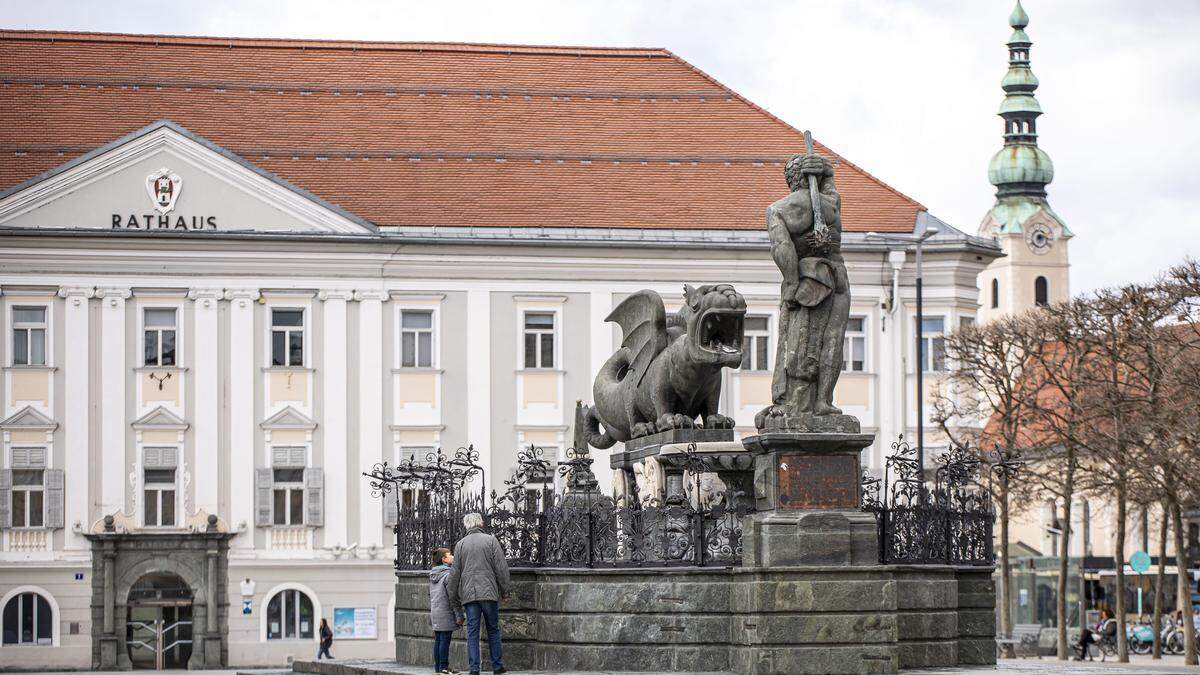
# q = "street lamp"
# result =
<box><xmin>866</xmin><ymin>225</ymin><xmax>939</xmax><ymax>478</ymax></box>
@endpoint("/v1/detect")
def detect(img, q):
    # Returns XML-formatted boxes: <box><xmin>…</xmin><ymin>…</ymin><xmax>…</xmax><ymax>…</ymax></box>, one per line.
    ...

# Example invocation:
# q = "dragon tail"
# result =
<box><xmin>581</xmin><ymin>403</ymin><xmax>617</xmax><ymax>450</ymax></box>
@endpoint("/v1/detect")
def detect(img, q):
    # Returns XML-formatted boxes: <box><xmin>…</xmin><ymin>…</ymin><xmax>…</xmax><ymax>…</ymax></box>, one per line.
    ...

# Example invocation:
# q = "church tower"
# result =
<box><xmin>977</xmin><ymin>0</ymin><xmax>1072</xmax><ymax>322</ymax></box>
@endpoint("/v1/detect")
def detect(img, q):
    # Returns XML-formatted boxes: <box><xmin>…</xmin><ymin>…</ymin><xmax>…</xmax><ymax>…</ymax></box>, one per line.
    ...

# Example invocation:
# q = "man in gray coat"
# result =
<box><xmin>447</xmin><ymin>512</ymin><xmax>510</xmax><ymax>675</ymax></box>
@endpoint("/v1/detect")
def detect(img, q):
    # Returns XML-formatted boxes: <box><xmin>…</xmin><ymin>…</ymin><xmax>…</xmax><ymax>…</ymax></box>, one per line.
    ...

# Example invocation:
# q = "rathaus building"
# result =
<box><xmin>0</xmin><ymin>30</ymin><xmax>999</xmax><ymax>668</ymax></box>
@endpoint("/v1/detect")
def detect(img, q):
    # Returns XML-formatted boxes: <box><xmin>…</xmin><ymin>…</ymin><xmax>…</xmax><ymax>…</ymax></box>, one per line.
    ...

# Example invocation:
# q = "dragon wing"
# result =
<box><xmin>606</xmin><ymin>290</ymin><xmax>669</xmax><ymax>387</ymax></box>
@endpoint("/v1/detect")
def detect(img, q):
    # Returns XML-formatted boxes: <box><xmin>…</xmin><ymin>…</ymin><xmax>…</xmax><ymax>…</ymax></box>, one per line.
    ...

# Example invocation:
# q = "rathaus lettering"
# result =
<box><xmin>111</xmin><ymin>214</ymin><xmax>218</xmax><ymax>230</ymax></box>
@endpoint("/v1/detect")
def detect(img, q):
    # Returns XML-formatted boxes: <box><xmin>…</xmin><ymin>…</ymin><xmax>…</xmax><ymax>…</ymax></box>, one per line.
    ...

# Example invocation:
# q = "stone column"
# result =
<box><xmin>97</xmin><ymin>545</ymin><xmax>119</xmax><ymax>669</ymax></box>
<box><xmin>189</xmin><ymin>288</ymin><xmax>222</xmax><ymax>517</ymax></box>
<box><xmin>355</xmin><ymin>289</ymin><xmax>387</xmax><ymax>548</ymax></box>
<box><xmin>58</xmin><ymin>286</ymin><xmax>94</xmax><ymax>547</ymax></box>
<box><xmin>204</xmin><ymin>545</ymin><xmax>221</xmax><ymax>666</ymax></box>
<box><xmin>318</xmin><ymin>290</ymin><xmax>351</xmax><ymax>548</ymax></box>
<box><xmin>466</xmin><ymin>290</ymin><xmax>492</xmax><ymax>490</ymax></box>
<box><xmin>96</xmin><ymin>287</ymin><xmax>131</xmax><ymax>516</ymax></box>
<box><xmin>225</xmin><ymin>289</ymin><xmax>258</xmax><ymax>548</ymax></box>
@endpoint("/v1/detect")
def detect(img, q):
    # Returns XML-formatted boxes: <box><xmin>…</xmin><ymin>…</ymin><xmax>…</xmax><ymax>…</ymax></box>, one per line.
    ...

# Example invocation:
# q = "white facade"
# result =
<box><xmin>0</xmin><ymin>122</ymin><xmax>999</xmax><ymax>667</ymax></box>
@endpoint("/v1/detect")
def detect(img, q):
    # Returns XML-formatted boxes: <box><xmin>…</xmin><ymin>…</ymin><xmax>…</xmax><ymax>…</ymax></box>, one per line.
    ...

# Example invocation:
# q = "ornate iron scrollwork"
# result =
<box><xmin>869</xmin><ymin>435</ymin><xmax>1008</xmax><ymax>566</ymax></box>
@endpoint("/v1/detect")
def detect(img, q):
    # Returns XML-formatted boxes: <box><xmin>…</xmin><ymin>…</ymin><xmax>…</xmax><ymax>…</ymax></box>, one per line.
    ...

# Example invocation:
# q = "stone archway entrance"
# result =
<box><xmin>86</xmin><ymin>519</ymin><xmax>233</xmax><ymax>670</ymax></box>
<box><xmin>125</xmin><ymin>572</ymin><xmax>193</xmax><ymax>669</ymax></box>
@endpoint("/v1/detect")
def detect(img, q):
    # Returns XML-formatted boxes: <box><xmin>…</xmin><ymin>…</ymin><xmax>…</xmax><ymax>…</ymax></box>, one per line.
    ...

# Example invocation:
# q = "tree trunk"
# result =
<box><xmin>1171</xmin><ymin>500</ymin><xmax>1197</xmax><ymax>665</ymax></box>
<box><xmin>1057</xmin><ymin>488</ymin><xmax>1074</xmax><ymax>660</ymax></box>
<box><xmin>1000</xmin><ymin>478</ymin><xmax>1013</xmax><ymax>643</ymax></box>
<box><xmin>1115</xmin><ymin>485</ymin><xmax>1128</xmax><ymax>661</ymax></box>
<box><xmin>1153</xmin><ymin>503</ymin><xmax>1168</xmax><ymax>659</ymax></box>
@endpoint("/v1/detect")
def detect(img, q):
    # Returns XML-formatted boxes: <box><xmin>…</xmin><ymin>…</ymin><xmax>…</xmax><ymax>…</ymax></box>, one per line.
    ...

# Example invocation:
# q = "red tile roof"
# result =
<box><xmin>0</xmin><ymin>30</ymin><xmax>924</xmax><ymax>232</ymax></box>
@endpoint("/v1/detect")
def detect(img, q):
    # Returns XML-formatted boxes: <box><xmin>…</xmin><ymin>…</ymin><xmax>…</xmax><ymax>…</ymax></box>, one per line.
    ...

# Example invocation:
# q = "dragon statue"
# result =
<box><xmin>582</xmin><ymin>284</ymin><xmax>746</xmax><ymax>448</ymax></box>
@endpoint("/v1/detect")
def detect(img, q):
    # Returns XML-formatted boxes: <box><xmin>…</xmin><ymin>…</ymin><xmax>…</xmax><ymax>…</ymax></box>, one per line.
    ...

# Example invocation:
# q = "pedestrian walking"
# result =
<box><xmin>447</xmin><ymin>512</ymin><xmax>510</xmax><ymax>675</ymax></box>
<box><xmin>317</xmin><ymin>617</ymin><xmax>334</xmax><ymax>659</ymax></box>
<box><xmin>430</xmin><ymin>547</ymin><xmax>465</xmax><ymax>675</ymax></box>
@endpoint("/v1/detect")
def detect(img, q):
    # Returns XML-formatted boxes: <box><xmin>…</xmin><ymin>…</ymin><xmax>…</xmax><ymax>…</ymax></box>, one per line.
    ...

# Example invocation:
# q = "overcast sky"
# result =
<box><xmin>4</xmin><ymin>0</ymin><xmax>1198</xmax><ymax>294</ymax></box>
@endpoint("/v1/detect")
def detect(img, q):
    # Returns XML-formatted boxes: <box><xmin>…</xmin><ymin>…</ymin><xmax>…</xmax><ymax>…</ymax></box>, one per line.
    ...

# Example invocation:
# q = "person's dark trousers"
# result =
<box><xmin>433</xmin><ymin>630</ymin><xmax>453</xmax><ymax>672</ymax></box>
<box><xmin>464</xmin><ymin>600</ymin><xmax>503</xmax><ymax>673</ymax></box>
<box><xmin>317</xmin><ymin>643</ymin><xmax>333</xmax><ymax>659</ymax></box>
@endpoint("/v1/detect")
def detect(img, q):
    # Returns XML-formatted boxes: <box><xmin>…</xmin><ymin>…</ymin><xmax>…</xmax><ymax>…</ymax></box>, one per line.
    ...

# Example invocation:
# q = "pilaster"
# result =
<box><xmin>58</xmin><ymin>285</ymin><xmax>94</xmax><ymax>547</ymax></box>
<box><xmin>225</xmin><ymin>288</ymin><xmax>258</xmax><ymax>547</ymax></box>
<box><xmin>318</xmin><ymin>289</ymin><xmax>352</xmax><ymax>548</ymax></box>
<box><xmin>466</xmin><ymin>290</ymin><xmax>492</xmax><ymax>491</ymax></box>
<box><xmin>95</xmin><ymin>287</ymin><xmax>131</xmax><ymax>516</ymax></box>
<box><xmin>188</xmin><ymin>288</ymin><xmax>222</xmax><ymax>517</ymax></box>
<box><xmin>355</xmin><ymin>289</ymin><xmax>387</xmax><ymax>548</ymax></box>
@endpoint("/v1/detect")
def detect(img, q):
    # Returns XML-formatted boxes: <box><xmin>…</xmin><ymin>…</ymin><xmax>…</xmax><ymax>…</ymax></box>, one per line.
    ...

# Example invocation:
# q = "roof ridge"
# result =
<box><xmin>660</xmin><ymin>48</ymin><xmax>927</xmax><ymax>213</ymax></box>
<box><xmin>0</xmin><ymin>29</ymin><xmax>671</xmax><ymax>57</ymax></box>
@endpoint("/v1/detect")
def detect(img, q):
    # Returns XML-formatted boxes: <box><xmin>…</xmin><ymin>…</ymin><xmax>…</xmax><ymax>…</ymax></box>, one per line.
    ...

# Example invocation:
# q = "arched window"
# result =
<box><xmin>1035</xmin><ymin>276</ymin><xmax>1049</xmax><ymax>307</ymax></box>
<box><xmin>990</xmin><ymin>279</ymin><xmax>999</xmax><ymax>309</ymax></box>
<box><xmin>266</xmin><ymin>589</ymin><xmax>314</xmax><ymax>640</ymax></box>
<box><xmin>2</xmin><ymin>591</ymin><xmax>52</xmax><ymax>645</ymax></box>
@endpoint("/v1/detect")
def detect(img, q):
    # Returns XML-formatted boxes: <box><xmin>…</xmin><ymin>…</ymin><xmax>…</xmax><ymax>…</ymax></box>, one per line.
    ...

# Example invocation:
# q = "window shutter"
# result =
<box><xmin>290</xmin><ymin>447</ymin><xmax>306</xmax><ymax>467</ymax></box>
<box><xmin>161</xmin><ymin>448</ymin><xmax>178</xmax><ymax>468</ymax></box>
<box><xmin>45</xmin><ymin>469</ymin><xmax>64</xmax><ymax>528</ymax></box>
<box><xmin>255</xmin><ymin>468</ymin><xmax>273</xmax><ymax>527</ymax></box>
<box><xmin>0</xmin><ymin>470</ymin><xmax>12</xmax><ymax>529</ymax></box>
<box><xmin>383</xmin><ymin>491</ymin><xmax>398</xmax><ymax>527</ymax></box>
<box><xmin>305</xmin><ymin>467</ymin><xmax>324</xmax><ymax>527</ymax></box>
<box><xmin>29</xmin><ymin>448</ymin><xmax>47</xmax><ymax>468</ymax></box>
<box><xmin>11</xmin><ymin>448</ymin><xmax>28</xmax><ymax>468</ymax></box>
<box><xmin>144</xmin><ymin>447</ymin><xmax>161</xmax><ymax>467</ymax></box>
<box><xmin>271</xmin><ymin>447</ymin><xmax>288</xmax><ymax>467</ymax></box>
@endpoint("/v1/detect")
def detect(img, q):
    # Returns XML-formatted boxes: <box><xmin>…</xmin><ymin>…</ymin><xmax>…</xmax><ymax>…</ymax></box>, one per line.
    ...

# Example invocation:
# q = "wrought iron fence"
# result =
<box><xmin>862</xmin><ymin>436</ymin><xmax>1020</xmax><ymax>566</ymax></box>
<box><xmin>365</xmin><ymin>444</ymin><xmax>751</xmax><ymax>574</ymax></box>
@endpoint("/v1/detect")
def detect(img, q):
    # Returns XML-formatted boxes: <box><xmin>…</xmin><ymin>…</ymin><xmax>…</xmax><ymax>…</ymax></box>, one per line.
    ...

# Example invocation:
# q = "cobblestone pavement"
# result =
<box><xmin>18</xmin><ymin>656</ymin><xmax>1200</xmax><ymax>674</ymax></box>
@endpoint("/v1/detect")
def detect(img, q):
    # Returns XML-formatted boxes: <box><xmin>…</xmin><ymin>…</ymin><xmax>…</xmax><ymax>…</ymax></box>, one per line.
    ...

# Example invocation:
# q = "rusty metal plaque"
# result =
<box><xmin>776</xmin><ymin>453</ymin><xmax>858</xmax><ymax>509</ymax></box>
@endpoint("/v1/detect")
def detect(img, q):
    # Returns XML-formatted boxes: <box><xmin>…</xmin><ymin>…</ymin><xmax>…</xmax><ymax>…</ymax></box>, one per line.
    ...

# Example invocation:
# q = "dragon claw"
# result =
<box><xmin>705</xmin><ymin>414</ymin><xmax>734</xmax><ymax>429</ymax></box>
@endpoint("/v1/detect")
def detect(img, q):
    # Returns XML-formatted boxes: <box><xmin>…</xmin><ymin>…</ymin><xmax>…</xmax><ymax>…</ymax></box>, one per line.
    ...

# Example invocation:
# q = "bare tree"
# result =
<box><xmin>1013</xmin><ymin>301</ymin><xmax>1100</xmax><ymax>660</ymax></box>
<box><xmin>1066</xmin><ymin>284</ymin><xmax>1176</xmax><ymax>662</ymax></box>
<box><xmin>932</xmin><ymin>314</ymin><xmax>1042</xmax><ymax>642</ymax></box>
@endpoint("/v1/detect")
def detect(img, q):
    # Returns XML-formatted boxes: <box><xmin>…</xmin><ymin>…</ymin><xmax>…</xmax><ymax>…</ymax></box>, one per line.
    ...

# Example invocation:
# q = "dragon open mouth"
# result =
<box><xmin>697</xmin><ymin>310</ymin><xmax>744</xmax><ymax>356</ymax></box>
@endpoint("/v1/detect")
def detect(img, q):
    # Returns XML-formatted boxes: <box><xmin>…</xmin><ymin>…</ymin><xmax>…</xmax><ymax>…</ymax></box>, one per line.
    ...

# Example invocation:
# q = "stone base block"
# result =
<box><xmin>392</xmin><ymin>564</ymin><xmax>994</xmax><ymax>673</ymax></box>
<box><xmin>731</xmin><ymin>644</ymin><xmax>896</xmax><ymax>675</ymax></box>
<box><xmin>742</xmin><ymin>510</ymin><xmax>879</xmax><ymax>567</ymax></box>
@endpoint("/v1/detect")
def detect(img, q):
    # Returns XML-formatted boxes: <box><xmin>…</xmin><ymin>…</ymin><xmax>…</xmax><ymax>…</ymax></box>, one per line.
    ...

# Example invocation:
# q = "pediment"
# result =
<box><xmin>0</xmin><ymin>405</ymin><xmax>57</xmax><ymax>431</ymax></box>
<box><xmin>132</xmin><ymin>405</ymin><xmax>189</xmax><ymax>430</ymax></box>
<box><xmin>260</xmin><ymin>406</ymin><xmax>317</xmax><ymax>431</ymax></box>
<box><xmin>0</xmin><ymin>120</ymin><xmax>376</xmax><ymax>235</ymax></box>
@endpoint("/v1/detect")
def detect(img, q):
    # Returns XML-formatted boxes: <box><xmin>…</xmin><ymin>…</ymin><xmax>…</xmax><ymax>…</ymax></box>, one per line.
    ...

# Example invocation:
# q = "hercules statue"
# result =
<box><xmin>755</xmin><ymin>144</ymin><xmax>851</xmax><ymax>430</ymax></box>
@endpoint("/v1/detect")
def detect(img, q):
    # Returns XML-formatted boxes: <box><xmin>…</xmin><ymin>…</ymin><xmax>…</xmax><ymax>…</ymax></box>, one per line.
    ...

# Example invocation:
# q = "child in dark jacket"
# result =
<box><xmin>429</xmin><ymin>547</ymin><xmax>465</xmax><ymax>675</ymax></box>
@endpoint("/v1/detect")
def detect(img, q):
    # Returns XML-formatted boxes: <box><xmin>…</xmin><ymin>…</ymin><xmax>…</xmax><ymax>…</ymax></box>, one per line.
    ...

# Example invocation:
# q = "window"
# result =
<box><xmin>1035</xmin><ymin>276</ymin><xmax>1049</xmax><ymax>307</ymax></box>
<box><xmin>266</xmin><ymin>589</ymin><xmax>314</xmax><ymax>640</ymax></box>
<box><xmin>271</xmin><ymin>309</ymin><xmax>304</xmax><ymax>367</ymax></box>
<box><xmin>400</xmin><ymin>310</ymin><xmax>434</xmax><ymax>368</ymax></box>
<box><xmin>523</xmin><ymin>312</ymin><xmax>555</xmax><ymax>369</ymax></box>
<box><xmin>842</xmin><ymin>317</ymin><xmax>866</xmax><ymax>372</ymax></box>
<box><xmin>142</xmin><ymin>449</ymin><xmax>177</xmax><ymax>528</ymax></box>
<box><xmin>11</xmin><ymin>468</ymin><xmax>44</xmax><ymax>529</ymax></box>
<box><xmin>12</xmin><ymin>307</ymin><xmax>46</xmax><ymax>366</ymax></box>
<box><xmin>959</xmin><ymin>316</ymin><xmax>976</xmax><ymax>332</ymax></box>
<box><xmin>143</xmin><ymin>308</ymin><xmax>177</xmax><ymax>367</ymax></box>
<box><xmin>740</xmin><ymin>315</ymin><xmax>770</xmax><ymax>371</ymax></box>
<box><xmin>272</xmin><ymin>448</ymin><xmax>306</xmax><ymax>526</ymax></box>
<box><xmin>2</xmin><ymin>591</ymin><xmax>53</xmax><ymax>645</ymax></box>
<box><xmin>990</xmin><ymin>279</ymin><xmax>999</xmax><ymax>309</ymax></box>
<box><xmin>917</xmin><ymin>317</ymin><xmax>946</xmax><ymax>372</ymax></box>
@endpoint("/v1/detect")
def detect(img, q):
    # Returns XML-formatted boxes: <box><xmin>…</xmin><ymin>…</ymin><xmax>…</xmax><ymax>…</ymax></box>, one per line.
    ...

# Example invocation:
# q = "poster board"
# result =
<box><xmin>333</xmin><ymin>606</ymin><xmax>377</xmax><ymax>640</ymax></box>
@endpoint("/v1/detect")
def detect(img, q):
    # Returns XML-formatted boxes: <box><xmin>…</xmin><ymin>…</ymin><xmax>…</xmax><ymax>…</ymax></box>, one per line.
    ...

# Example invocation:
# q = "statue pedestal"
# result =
<box><xmin>741</xmin><ymin>429</ymin><xmax>878</xmax><ymax>567</ymax></box>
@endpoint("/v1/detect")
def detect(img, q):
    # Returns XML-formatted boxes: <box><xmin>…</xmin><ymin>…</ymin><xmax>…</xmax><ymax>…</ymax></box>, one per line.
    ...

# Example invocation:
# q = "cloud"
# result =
<box><xmin>4</xmin><ymin>0</ymin><xmax>1197</xmax><ymax>293</ymax></box>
